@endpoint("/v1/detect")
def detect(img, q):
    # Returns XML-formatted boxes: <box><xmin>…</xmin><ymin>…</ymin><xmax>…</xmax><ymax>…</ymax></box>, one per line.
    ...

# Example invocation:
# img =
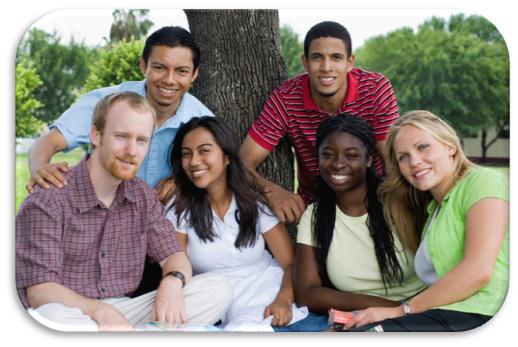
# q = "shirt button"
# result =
<box><xmin>100</xmin><ymin>251</ymin><xmax>105</xmax><ymax>258</ymax></box>
<box><xmin>101</xmin><ymin>288</ymin><xmax>105</xmax><ymax>293</ymax></box>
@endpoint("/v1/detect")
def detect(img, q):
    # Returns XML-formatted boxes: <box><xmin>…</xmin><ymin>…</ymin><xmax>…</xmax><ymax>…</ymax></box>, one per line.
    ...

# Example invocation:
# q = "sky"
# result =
<box><xmin>2</xmin><ymin>0</ymin><xmax>517</xmax><ymax>347</ymax></box>
<box><xmin>30</xmin><ymin>8</ymin><xmax>476</xmax><ymax>50</ymax></box>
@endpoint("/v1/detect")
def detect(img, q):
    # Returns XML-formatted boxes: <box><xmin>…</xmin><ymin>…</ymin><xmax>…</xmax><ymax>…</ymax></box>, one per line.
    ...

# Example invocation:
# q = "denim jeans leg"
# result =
<box><xmin>273</xmin><ymin>313</ymin><xmax>329</xmax><ymax>332</ymax></box>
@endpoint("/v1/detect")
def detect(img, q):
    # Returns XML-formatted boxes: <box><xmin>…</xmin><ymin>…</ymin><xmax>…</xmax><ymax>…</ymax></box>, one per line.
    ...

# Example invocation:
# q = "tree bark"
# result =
<box><xmin>481</xmin><ymin>129</ymin><xmax>487</xmax><ymax>162</ymax></box>
<box><xmin>185</xmin><ymin>9</ymin><xmax>294</xmax><ymax>194</ymax></box>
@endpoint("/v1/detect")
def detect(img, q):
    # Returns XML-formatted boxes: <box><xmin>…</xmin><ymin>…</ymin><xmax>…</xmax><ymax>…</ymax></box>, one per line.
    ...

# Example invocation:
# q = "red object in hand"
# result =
<box><xmin>328</xmin><ymin>308</ymin><xmax>354</xmax><ymax>330</ymax></box>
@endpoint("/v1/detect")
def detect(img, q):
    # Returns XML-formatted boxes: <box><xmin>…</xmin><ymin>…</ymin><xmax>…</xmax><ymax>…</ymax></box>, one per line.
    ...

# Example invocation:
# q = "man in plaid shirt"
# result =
<box><xmin>16</xmin><ymin>92</ymin><xmax>231</xmax><ymax>332</ymax></box>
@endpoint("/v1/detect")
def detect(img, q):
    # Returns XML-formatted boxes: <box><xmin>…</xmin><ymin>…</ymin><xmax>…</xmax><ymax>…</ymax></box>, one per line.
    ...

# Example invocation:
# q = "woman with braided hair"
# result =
<box><xmin>280</xmin><ymin>114</ymin><xmax>424</xmax><ymax>331</ymax></box>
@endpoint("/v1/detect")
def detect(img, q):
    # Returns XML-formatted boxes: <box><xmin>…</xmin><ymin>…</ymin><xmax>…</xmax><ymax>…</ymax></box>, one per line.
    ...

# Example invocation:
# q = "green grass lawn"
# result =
<box><xmin>16</xmin><ymin>148</ymin><xmax>86</xmax><ymax>212</ymax></box>
<box><xmin>490</xmin><ymin>166</ymin><xmax>509</xmax><ymax>177</ymax></box>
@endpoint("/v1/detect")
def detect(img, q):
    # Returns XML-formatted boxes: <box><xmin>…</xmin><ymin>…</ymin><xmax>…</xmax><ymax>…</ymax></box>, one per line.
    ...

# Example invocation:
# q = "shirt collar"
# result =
<box><xmin>70</xmin><ymin>155</ymin><xmax>138</xmax><ymax>213</ymax></box>
<box><xmin>70</xmin><ymin>156</ymin><xmax>101</xmax><ymax>213</ymax></box>
<box><xmin>302</xmin><ymin>71</ymin><xmax>359</xmax><ymax>111</ymax></box>
<box><xmin>426</xmin><ymin>190</ymin><xmax>453</xmax><ymax>214</ymax></box>
<box><xmin>212</xmin><ymin>194</ymin><xmax>237</xmax><ymax>220</ymax></box>
<box><xmin>142</xmin><ymin>81</ymin><xmax>196</xmax><ymax>130</ymax></box>
<box><xmin>161</xmin><ymin>93</ymin><xmax>200</xmax><ymax>129</ymax></box>
<box><xmin>120</xmin><ymin>179</ymin><xmax>138</xmax><ymax>204</ymax></box>
<box><xmin>425</xmin><ymin>168</ymin><xmax>475</xmax><ymax>214</ymax></box>
<box><xmin>133</xmin><ymin>80</ymin><xmax>147</xmax><ymax>95</ymax></box>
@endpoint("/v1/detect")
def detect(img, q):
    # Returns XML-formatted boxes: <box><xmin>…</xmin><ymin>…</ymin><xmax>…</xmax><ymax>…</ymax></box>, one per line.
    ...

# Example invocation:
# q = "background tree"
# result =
<box><xmin>109</xmin><ymin>9</ymin><xmax>154</xmax><ymax>43</ymax></box>
<box><xmin>17</xmin><ymin>29</ymin><xmax>95</xmax><ymax>124</ymax></box>
<box><xmin>15</xmin><ymin>59</ymin><xmax>44</xmax><ymax>138</ymax></box>
<box><xmin>185</xmin><ymin>9</ymin><xmax>295</xmax><ymax>231</ymax></box>
<box><xmin>81</xmin><ymin>40</ymin><xmax>144</xmax><ymax>93</ymax></box>
<box><xmin>355</xmin><ymin>14</ymin><xmax>509</xmax><ymax>160</ymax></box>
<box><xmin>280</xmin><ymin>25</ymin><xmax>304</xmax><ymax>77</ymax></box>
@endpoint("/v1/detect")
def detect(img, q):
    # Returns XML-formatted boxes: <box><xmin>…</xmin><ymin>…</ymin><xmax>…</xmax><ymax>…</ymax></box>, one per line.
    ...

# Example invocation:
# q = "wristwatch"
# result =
<box><xmin>164</xmin><ymin>271</ymin><xmax>186</xmax><ymax>288</ymax></box>
<box><xmin>401</xmin><ymin>300</ymin><xmax>411</xmax><ymax>315</ymax></box>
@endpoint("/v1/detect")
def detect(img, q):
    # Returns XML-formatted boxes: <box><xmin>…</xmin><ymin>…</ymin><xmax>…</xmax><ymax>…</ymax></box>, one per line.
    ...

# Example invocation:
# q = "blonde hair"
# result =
<box><xmin>92</xmin><ymin>91</ymin><xmax>156</xmax><ymax>133</ymax></box>
<box><xmin>378</xmin><ymin>110</ymin><xmax>476</xmax><ymax>252</ymax></box>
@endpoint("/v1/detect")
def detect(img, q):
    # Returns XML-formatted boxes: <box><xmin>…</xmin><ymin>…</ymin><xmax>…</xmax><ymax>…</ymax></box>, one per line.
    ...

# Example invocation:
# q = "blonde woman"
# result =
<box><xmin>346</xmin><ymin>110</ymin><xmax>509</xmax><ymax>331</ymax></box>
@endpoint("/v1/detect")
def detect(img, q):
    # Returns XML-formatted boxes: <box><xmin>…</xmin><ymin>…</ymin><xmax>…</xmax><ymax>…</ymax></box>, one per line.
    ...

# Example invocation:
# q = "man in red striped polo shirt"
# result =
<box><xmin>240</xmin><ymin>21</ymin><xmax>399</xmax><ymax>225</ymax></box>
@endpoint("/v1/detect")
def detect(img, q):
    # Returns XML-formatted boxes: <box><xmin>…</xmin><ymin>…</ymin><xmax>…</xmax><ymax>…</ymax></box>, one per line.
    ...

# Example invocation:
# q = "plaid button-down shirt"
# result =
<box><xmin>16</xmin><ymin>157</ymin><xmax>181</xmax><ymax>308</ymax></box>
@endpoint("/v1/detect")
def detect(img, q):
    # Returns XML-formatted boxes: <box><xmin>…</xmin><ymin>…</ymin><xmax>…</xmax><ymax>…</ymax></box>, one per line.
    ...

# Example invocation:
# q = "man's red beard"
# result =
<box><xmin>108</xmin><ymin>155</ymin><xmax>139</xmax><ymax>181</ymax></box>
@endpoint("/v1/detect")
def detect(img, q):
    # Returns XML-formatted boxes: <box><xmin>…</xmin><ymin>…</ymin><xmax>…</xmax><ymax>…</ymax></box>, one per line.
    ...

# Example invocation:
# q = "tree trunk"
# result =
<box><xmin>481</xmin><ymin>129</ymin><xmax>487</xmax><ymax>162</ymax></box>
<box><xmin>185</xmin><ymin>9</ymin><xmax>294</xmax><ymax>194</ymax></box>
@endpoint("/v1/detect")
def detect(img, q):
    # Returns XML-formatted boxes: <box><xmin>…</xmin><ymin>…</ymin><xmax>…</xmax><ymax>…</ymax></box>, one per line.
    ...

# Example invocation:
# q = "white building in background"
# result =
<box><xmin>16</xmin><ymin>138</ymin><xmax>37</xmax><ymax>154</ymax></box>
<box><xmin>461</xmin><ymin>127</ymin><xmax>509</xmax><ymax>165</ymax></box>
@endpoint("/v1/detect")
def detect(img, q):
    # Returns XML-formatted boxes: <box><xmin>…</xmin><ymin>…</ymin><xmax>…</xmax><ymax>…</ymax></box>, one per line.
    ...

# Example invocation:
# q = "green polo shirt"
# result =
<box><xmin>424</xmin><ymin>167</ymin><xmax>509</xmax><ymax>316</ymax></box>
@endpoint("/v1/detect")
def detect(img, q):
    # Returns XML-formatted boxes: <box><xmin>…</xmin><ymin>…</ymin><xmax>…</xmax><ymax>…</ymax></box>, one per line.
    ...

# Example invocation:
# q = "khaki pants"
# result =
<box><xmin>28</xmin><ymin>272</ymin><xmax>232</xmax><ymax>332</ymax></box>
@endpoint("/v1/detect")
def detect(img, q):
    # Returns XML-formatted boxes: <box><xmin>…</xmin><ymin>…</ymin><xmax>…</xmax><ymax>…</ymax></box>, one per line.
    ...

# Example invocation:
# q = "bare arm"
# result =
<box><xmin>26</xmin><ymin>128</ymin><xmax>70</xmax><ymax>192</ymax></box>
<box><xmin>239</xmin><ymin>135</ymin><xmax>305</xmax><ymax>224</ymax></box>
<box><xmin>347</xmin><ymin>197</ymin><xmax>509</xmax><ymax>328</ymax></box>
<box><xmin>294</xmin><ymin>244</ymin><xmax>399</xmax><ymax>315</ymax></box>
<box><xmin>152</xmin><ymin>251</ymin><xmax>193</xmax><ymax>324</ymax></box>
<box><xmin>406</xmin><ymin>198</ymin><xmax>508</xmax><ymax>311</ymax></box>
<box><xmin>27</xmin><ymin>282</ymin><xmax>132</xmax><ymax>331</ymax></box>
<box><xmin>175</xmin><ymin>232</ymin><xmax>188</xmax><ymax>252</ymax></box>
<box><xmin>263</xmin><ymin>223</ymin><xmax>295</xmax><ymax>326</ymax></box>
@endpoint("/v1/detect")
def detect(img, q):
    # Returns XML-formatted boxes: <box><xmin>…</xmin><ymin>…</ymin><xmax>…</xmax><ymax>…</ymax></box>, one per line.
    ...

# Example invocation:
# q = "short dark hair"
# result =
<box><xmin>142</xmin><ymin>26</ymin><xmax>201</xmax><ymax>70</ymax></box>
<box><xmin>304</xmin><ymin>21</ymin><xmax>352</xmax><ymax>57</ymax></box>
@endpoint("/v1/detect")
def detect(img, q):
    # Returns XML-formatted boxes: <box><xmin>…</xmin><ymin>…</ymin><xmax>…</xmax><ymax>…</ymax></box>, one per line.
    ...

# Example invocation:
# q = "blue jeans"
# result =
<box><xmin>273</xmin><ymin>313</ymin><xmax>329</xmax><ymax>332</ymax></box>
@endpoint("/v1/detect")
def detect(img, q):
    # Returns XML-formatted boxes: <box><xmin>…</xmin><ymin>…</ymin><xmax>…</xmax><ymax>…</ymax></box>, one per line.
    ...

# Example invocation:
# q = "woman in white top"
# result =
<box><xmin>159</xmin><ymin>116</ymin><xmax>306</xmax><ymax>331</ymax></box>
<box><xmin>290</xmin><ymin>115</ymin><xmax>424</xmax><ymax>331</ymax></box>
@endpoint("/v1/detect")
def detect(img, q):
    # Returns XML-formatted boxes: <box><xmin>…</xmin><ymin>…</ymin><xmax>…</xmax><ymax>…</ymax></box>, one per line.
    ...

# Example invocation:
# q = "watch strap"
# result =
<box><xmin>164</xmin><ymin>270</ymin><xmax>186</xmax><ymax>288</ymax></box>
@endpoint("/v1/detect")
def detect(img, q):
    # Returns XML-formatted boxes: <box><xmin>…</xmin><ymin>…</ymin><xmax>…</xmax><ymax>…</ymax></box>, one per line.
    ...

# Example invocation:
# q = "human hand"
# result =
<box><xmin>155</xmin><ymin>177</ymin><xmax>176</xmax><ymax>203</ymax></box>
<box><xmin>264</xmin><ymin>298</ymin><xmax>293</xmax><ymax>326</ymax></box>
<box><xmin>26</xmin><ymin>162</ymin><xmax>69</xmax><ymax>193</ymax></box>
<box><xmin>263</xmin><ymin>184</ymin><xmax>305</xmax><ymax>225</ymax></box>
<box><xmin>344</xmin><ymin>306</ymin><xmax>403</xmax><ymax>329</ymax></box>
<box><xmin>91</xmin><ymin>302</ymin><xmax>133</xmax><ymax>332</ymax></box>
<box><xmin>152</xmin><ymin>275</ymin><xmax>187</xmax><ymax>324</ymax></box>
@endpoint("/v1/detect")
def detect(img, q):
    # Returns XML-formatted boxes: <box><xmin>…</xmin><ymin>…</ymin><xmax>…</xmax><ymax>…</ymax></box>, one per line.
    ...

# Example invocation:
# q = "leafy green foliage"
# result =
<box><xmin>82</xmin><ymin>40</ymin><xmax>144</xmax><ymax>93</ymax></box>
<box><xmin>355</xmin><ymin>14</ymin><xmax>509</xmax><ymax>149</ymax></box>
<box><xmin>17</xmin><ymin>29</ymin><xmax>96</xmax><ymax>124</ymax></box>
<box><xmin>15</xmin><ymin>59</ymin><xmax>44</xmax><ymax>137</ymax></box>
<box><xmin>280</xmin><ymin>25</ymin><xmax>304</xmax><ymax>77</ymax></box>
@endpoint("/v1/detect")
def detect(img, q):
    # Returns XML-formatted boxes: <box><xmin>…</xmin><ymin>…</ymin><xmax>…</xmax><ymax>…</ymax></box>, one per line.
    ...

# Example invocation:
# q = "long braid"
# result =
<box><xmin>365</xmin><ymin>167</ymin><xmax>403</xmax><ymax>290</ymax></box>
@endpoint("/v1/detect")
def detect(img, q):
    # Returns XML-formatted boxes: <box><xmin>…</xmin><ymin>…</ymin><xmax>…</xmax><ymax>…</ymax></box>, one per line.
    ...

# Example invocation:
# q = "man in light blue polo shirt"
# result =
<box><xmin>26</xmin><ymin>26</ymin><xmax>214</xmax><ymax>192</ymax></box>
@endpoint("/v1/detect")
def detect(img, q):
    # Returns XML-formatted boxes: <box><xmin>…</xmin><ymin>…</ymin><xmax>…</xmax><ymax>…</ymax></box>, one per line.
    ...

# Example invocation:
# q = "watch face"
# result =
<box><xmin>403</xmin><ymin>301</ymin><xmax>411</xmax><ymax>315</ymax></box>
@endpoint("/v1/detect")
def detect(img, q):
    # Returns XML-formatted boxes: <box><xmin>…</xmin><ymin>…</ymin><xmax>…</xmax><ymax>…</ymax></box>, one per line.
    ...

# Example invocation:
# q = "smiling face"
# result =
<box><xmin>318</xmin><ymin>130</ymin><xmax>371</xmax><ymax>195</ymax></box>
<box><xmin>140</xmin><ymin>45</ymin><xmax>198</xmax><ymax>119</ymax></box>
<box><xmin>393</xmin><ymin>124</ymin><xmax>457</xmax><ymax>201</ymax></box>
<box><xmin>302</xmin><ymin>37</ymin><xmax>354</xmax><ymax>106</ymax></box>
<box><xmin>180</xmin><ymin>127</ymin><xmax>229</xmax><ymax>194</ymax></box>
<box><xmin>91</xmin><ymin>100</ymin><xmax>154</xmax><ymax>181</ymax></box>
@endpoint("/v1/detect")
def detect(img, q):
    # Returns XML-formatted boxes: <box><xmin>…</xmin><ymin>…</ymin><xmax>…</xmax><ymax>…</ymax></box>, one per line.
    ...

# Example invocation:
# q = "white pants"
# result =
<box><xmin>28</xmin><ymin>273</ymin><xmax>232</xmax><ymax>332</ymax></box>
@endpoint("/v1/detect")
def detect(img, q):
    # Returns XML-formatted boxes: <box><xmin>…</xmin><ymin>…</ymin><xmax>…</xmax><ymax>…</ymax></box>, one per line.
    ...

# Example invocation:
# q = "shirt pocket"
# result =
<box><xmin>63</xmin><ymin>218</ymin><xmax>103</xmax><ymax>265</ymax></box>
